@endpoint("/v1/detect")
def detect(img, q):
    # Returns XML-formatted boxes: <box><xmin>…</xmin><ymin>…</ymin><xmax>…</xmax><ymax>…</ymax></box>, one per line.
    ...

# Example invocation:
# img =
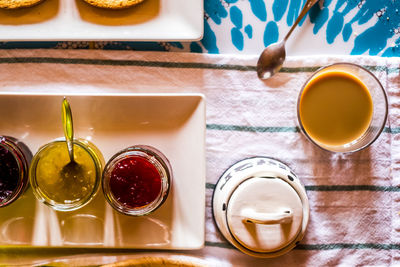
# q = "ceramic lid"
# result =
<box><xmin>226</xmin><ymin>177</ymin><xmax>304</xmax><ymax>253</ymax></box>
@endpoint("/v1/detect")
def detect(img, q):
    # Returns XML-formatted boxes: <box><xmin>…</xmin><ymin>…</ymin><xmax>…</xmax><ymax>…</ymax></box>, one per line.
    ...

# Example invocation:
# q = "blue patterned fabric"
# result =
<box><xmin>0</xmin><ymin>0</ymin><xmax>399</xmax><ymax>56</ymax></box>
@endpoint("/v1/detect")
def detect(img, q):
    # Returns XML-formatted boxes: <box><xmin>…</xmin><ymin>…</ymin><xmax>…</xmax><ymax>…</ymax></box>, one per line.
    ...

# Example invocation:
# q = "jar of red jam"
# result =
<box><xmin>0</xmin><ymin>136</ymin><xmax>32</xmax><ymax>207</ymax></box>
<box><xmin>102</xmin><ymin>145</ymin><xmax>172</xmax><ymax>216</ymax></box>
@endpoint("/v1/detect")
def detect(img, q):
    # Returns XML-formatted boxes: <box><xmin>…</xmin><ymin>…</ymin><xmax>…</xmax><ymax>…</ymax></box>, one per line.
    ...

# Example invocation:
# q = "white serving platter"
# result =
<box><xmin>0</xmin><ymin>0</ymin><xmax>203</xmax><ymax>41</ymax></box>
<box><xmin>0</xmin><ymin>93</ymin><xmax>206</xmax><ymax>249</ymax></box>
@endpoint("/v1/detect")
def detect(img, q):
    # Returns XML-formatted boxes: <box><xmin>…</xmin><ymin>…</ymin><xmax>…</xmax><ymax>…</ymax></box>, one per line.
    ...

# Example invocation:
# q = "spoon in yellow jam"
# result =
<box><xmin>60</xmin><ymin>98</ymin><xmax>83</xmax><ymax>181</ymax></box>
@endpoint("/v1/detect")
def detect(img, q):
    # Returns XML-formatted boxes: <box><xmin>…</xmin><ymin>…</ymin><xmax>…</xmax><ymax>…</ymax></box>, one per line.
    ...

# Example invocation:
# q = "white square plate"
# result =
<box><xmin>0</xmin><ymin>0</ymin><xmax>203</xmax><ymax>41</ymax></box>
<box><xmin>0</xmin><ymin>93</ymin><xmax>206</xmax><ymax>249</ymax></box>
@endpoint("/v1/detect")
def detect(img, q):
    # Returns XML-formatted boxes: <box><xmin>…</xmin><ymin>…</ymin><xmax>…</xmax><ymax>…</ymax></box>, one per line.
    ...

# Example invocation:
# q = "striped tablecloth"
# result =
<box><xmin>0</xmin><ymin>50</ymin><xmax>399</xmax><ymax>266</ymax></box>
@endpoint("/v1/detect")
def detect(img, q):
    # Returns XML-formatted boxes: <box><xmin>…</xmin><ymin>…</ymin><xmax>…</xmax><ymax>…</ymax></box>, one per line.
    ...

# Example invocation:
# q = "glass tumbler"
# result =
<box><xmin>297</xmin><ymin>63</ymin><xmax>388</xmax><ymax>153</ymax></box>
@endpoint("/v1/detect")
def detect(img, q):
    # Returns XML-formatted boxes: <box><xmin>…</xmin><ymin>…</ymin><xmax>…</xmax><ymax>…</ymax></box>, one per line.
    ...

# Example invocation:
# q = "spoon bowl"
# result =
<box><xmin>60</xmin><ymin>155</ymin><xmax>83</xmax><ymax>181</ymax></box>
<box><xmin>257</xmin><ymin>41</ymin><xmax>286</xmax><ymax>79</ymax></box>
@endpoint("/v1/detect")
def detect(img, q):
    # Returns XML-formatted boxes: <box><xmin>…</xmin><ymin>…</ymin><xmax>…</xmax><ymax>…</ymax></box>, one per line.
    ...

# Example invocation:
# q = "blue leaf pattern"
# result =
<box><xmin>197</xmin><ymin>0</ymin><xmax>400</xmax><ymax>56</ymax></box>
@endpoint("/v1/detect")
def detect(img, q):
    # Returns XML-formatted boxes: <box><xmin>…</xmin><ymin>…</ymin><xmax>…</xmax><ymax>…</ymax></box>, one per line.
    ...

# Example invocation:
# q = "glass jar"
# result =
<box><xmin>0</xmin><ymin>136</ymin><xmax>32</xmax><ymax>207</ymax></box>
<box><xmin>102</xmin><ymin>145</ymin><xmax>172</xmax><ymax>216</ymax></box>
<box><xmin>29</xmin><ymin>138</ymin><xmax>104</xmax><ymax>211</ymax></box>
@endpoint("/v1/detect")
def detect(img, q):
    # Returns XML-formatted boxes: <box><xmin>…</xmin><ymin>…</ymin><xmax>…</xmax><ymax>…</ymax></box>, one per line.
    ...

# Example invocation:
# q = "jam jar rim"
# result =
<box><xmin>0</xmin><ymin>136</ymin><xmax>30</xmax><ymax>208</ymax></box>
<box><xmin>29</xmin><ymin>138</ymin><xmax>103</xmax><ymax>212</ymax></box>
<box><xmin>102</xmin><ymin>145</ymin><xmax>172</xmax><ymax>216</ymax></box>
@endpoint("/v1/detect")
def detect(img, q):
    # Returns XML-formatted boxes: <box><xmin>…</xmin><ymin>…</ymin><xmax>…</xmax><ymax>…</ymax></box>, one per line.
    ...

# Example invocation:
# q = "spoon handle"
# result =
<box><xmin>62</xmin><ymin>98</ymin><xmax>74</xmax><ymax>162</ymax></box>
<box><xmin>284</xmin><ymin>0</ymin><xmax>319</xmax><ymax>42</ymax></box>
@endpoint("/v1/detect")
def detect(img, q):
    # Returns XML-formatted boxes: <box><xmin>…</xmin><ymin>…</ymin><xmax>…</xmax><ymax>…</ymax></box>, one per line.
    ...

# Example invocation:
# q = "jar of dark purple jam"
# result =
<box><xmin>102</xmin><ymin>145</ymin><xmax>172</xmax><ymax>216</ymax></box>
<box><xmin>0</xmin><ymin>136</ymin><xmax>32</xmax><ymax>207</ymax></box>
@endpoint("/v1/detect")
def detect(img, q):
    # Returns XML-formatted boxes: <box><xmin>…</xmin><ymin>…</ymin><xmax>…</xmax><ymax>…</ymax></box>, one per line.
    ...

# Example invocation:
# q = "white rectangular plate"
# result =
<box><xmin>0</xmin><ymin>0</ymin><xmax>203</xmax><ymax>41</ymax></box>
<box><xmin>0</xmin><ymin>93</ymin><xmax>206</xmax><ymax>249</ymax></box>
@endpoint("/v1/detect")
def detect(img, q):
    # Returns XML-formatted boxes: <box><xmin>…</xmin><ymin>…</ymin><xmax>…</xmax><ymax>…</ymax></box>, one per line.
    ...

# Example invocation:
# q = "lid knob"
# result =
<box><xmin>241</xmin><ymin>208</ymin><xmax>293</xmax><ymax>225</ymax></box>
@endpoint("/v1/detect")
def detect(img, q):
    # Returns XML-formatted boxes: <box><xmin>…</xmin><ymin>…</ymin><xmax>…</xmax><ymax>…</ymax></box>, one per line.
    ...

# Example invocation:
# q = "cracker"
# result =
<box><xmin>83</xmin><ymin>0</ymin><xmax>145</xmax><ymax>9</ymax></box>
<box><xmin>0</xmin><ymin>0</ymin><xmax>44</xmax><ymax>9</ymax></box>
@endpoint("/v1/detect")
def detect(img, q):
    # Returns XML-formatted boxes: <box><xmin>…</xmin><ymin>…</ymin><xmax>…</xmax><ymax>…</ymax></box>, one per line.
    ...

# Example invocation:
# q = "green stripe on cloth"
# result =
<box><xmin>205</xmin><ymin>241</ymin><xmax>400</xmax><ymax>250</ymax></box>
<box><xmin>387</xmin><ymin>67</ymin><xmax>399</xmax><ymax>74</ymax></box>
<box><xmin>363</xmin><ymin>65</ymin><xmax>387</xmax><ymax>73</ymax></box>
<box><xmin>280</xmin><ymin>66</ymin><xmax>320</xmax><ymax>73</ymax></box>
<box><xmin>281</xmin><ymin>65</ymin><xmax>389</xmax><ymax>74</ymax></box>
<box><xmin>296</xmin><ymin>243</ymin><xmax>400</xmax><ymax>250</ymax></box>
<box><xmin>206</xmin><ymin>183</ymin><xmax>216</xmax><ymax>189</ymax></box>
<box><xmin>206</xmin><ymin>124</ymin><xmax>299</xmax><ymax>133</ymax></box>
<box><xmin>205</xmin><ymin>241</ymin><xmax>235</xmax><ymax>249</ymax></box>
<box><xmin>305</xmin><ymin>185</ymin><xmax>400</xmax><ymax>192</ymax></box>
<box><xmin>388</xmin><ymin>127</ymin><xmax>400</xmax><ymax>134</ymax></box>
<box><xmin>0</xmin><ymin>57</ymin><xmax>390</xmax><ymax>74</ymax></box>
<box><xmin>207</xmin><ymin>124</ymin><xmax>397</xmax><ymax>134</ymax></box>
<box><xmin>0</xmin><ymin>57</ymin><xmax>256</xmax><ymax>72</ymax></box>
<box><xmin>206</xmin><ymin>183</ymin><xmax>400</xmax><ymax>192</ymax></box>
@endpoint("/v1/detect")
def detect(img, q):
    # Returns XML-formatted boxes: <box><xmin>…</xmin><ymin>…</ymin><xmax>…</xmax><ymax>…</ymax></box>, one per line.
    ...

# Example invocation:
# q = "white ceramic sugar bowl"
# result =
<box><xmin>212</xmin><ymin>157</ymin><xmax>309</xmax><ymax>258</ymax></box>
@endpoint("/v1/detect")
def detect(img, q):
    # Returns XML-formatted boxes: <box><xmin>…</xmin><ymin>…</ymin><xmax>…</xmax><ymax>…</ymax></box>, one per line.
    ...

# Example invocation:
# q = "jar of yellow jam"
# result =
<box><xmin>29</xmin><ymin>139</ymin><xmax>103</xmax><ymax>211</ymax></box>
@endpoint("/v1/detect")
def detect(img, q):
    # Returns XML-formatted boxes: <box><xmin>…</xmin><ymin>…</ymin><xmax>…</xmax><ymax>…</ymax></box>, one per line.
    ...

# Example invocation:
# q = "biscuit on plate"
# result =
<box><xmin>0</xmin><ymin>0</ymin><xmax>44</xmax><ymax>9</ymax></box>
<box><xmin>82</xmin><ymin>0</ymin><xmax>145</xmax><ymax>9</ymax></box>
